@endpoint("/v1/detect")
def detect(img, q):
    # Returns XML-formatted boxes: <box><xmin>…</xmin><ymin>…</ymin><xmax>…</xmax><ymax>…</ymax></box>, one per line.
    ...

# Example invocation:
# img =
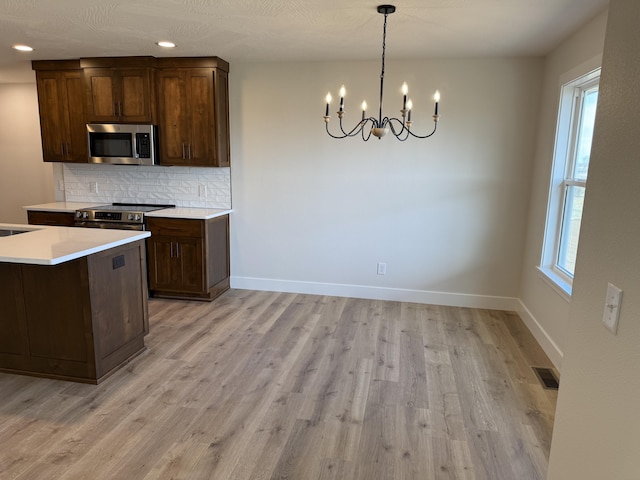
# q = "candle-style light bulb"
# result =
<box><xmin>434</xmin><ymin>90</ymin><xmax>440</xmax><ymax>116</ymax></box>
<box><xmin>406</xmin><ymin>99</ymin><xmax>413</xmax><ymax>122</ymax></box>
<box><xmin>339</xmin><ymin>85</ymin><xmax>346</xmax><ymax>112</ymax></box>
<box><xmin>402</xmin><ymin>82</ymin><xmax>408</xmax><ymax>110</ymax></box>
<box><xmin>325</xmin><ymin>92</ymin><xmax>332</xmax><ymax>116</ymax></box>
<box><xmin>361</xmin><ymin>100</ymin><xmax>367</xmax><ymax>120</ymax></box>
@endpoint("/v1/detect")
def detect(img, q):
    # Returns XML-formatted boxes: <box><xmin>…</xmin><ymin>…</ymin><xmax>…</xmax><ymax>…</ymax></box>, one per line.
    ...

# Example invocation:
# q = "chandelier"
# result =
<box><xmin>323</xmin><ymin>4</ymin><xmax>440</xmax><ymax>141</ymax></box>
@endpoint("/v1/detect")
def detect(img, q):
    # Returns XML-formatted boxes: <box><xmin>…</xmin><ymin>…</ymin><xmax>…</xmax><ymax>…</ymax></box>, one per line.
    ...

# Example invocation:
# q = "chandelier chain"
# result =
<box><xmin>378</xmin><ymin>11</ymin><xmax>389</xmax><ymax>125</ymax></box>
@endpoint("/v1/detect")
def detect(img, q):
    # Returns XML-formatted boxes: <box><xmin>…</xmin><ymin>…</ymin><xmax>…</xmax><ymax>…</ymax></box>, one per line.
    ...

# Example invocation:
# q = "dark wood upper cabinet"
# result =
<box><xmin>32</xmin><ymin>56</ymin><xmax>229</xmax><ymax>167</ymax></box>
<box><xmin>32</xmin><ymin>61</ymin><xmax>88</xmax><ymax>163</ymax></box>
<box><xmin>81</xmin><ymin>57</ymin><xmax>156</xmax><ymax>123</ymax></box>
<box><xmin>156</xmin><ymin>58</ymin><xmax>230</xmax><ymax>167</ymax></box>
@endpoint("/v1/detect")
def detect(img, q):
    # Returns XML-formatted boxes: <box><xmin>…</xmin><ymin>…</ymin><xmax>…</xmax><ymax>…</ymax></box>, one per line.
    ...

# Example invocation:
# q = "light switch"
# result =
<box><xmin>602</xmin><ymin>282</ymin><xmax>623</xmax><ymax>335</ymax></box>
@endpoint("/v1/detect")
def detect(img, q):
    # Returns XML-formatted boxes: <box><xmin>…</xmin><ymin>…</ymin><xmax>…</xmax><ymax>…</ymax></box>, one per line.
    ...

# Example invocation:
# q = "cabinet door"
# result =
<box><xmin>35</xmin><ymin>71</ymin><xmax>87</xmax><ymax>163</ymax></box>
<box><xmin>175</xmin><ymin>237</ymin><xmax>205</xmax><ymax>293</ymax></box>
<box><xmin>84</xmin><ymin>68</ymin><xmax>118</xmax><ymax>122</ymax></box>
<box><xmin>147</xmin><ymin>235</ymin><xmax>175</xmax><ymax>290</ymax></box>
<box><xmin>85</xmin><ymin>68</ymin><xmax>153</xmax><ymax>123</ymax></box>
<box><xmin>157</xmin><ymin>69</ymin><xmax>190</xmax><ymax>165</ymax></box>
<box><xmin>36</xmin><ymin>72</ymin><xmax>67</xmax><ymax>162</ymax></box>
<box><xmin>63</xmin><ymin>73</ymin><xmax>89</xmax><ymax>162</ymax></box>
<box><xmin>119</xmin><ymin>68</ymin><xmax>153</xmax><ymax>122</ymax></box>
<box><xmin>187</xmin><ymin>69</ymin><xmax>214</xmax><ymax>166</ymax></box>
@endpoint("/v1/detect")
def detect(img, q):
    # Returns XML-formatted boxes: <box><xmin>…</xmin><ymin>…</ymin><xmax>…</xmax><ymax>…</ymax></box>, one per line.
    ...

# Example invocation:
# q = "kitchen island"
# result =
<box><xmin>0</xmin><ymin>224</ymin><xmax>150</xmax><ymax>383</ymax></box>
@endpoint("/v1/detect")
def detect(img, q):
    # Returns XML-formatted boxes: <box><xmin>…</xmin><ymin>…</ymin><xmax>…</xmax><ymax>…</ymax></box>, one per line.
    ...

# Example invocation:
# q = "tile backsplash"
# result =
<box><xmin>61</xmin><ymin>164</ymin><xmax>231</xmax><ymax>209</ymax></box>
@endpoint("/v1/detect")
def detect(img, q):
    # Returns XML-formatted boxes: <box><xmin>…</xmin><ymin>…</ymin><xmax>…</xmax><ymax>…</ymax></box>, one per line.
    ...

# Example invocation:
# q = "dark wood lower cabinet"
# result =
<box><xmin>0</xmin><ymin>240</ymin><xmax>148</xmax><ymax>383</ymax></box>
<box><xmin>27</xmin><ymin>210</ymin><xmax>76</xmax><ymax>226</ymax></box>
<box><xmin>147</xmin><ymin>215</ymin><xmax>229</xmax><ymax>301</ymax></box>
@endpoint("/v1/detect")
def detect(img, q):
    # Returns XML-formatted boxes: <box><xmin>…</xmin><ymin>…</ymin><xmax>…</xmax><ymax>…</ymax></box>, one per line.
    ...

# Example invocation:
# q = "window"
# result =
<box><xmin>540</xmin><ymin>69</ymin><xmax>600</xmax><ymax>297</ymax></box>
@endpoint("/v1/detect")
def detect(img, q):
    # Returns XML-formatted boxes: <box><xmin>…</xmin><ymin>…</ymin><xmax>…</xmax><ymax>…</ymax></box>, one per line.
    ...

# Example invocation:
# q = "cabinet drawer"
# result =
<box><xmin>28</xmin><ymin>211</ymin><xmax>76</xmax><ymax>226</ymax></box>
<box><xmin>146</xmin><ymin>217</ymin><xmax>203</xmax><ymax>237</ymax></box>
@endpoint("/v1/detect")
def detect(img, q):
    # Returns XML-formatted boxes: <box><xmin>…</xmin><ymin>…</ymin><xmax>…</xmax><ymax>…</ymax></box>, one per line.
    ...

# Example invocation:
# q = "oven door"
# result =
<box><xmin>75</xmin><ymin>221</ymin><xmax>145</xmax><ymax>231</ymax></box>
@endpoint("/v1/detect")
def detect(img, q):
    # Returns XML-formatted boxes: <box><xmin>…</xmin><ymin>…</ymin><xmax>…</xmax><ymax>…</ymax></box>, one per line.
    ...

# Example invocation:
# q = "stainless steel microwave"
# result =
<box><xmin>87</xmin><ymin>124</ymin><xmax>158</xmax><ymax>165</ymax></box>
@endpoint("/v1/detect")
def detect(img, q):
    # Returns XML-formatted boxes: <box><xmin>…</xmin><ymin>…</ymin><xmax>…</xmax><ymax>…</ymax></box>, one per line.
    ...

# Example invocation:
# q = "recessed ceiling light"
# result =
<box><xmin>156</xmin><ymin>41</ymin><xmax>176</xmax><ymax>48</ymax></box>
<box><xmin>13</xmin><ymin>44</ymin><xmax>34</xmax><ymax>52</ymax></box>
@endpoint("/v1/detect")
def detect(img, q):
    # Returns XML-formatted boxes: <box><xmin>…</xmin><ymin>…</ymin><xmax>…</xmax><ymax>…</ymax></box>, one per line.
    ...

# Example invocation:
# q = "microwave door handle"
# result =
<box><xmin>133</xmin><ymin>134</ymin><xmax>139</xmax><ymax>158</ymax></box>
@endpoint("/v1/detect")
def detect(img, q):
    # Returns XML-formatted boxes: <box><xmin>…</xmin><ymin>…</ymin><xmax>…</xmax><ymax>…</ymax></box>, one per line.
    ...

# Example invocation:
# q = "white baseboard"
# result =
<box><xmin>230</xmin><ymin>276</ymin><xmax>519</xmax><ymax>311</ymax></box>
<box><xmin>516</xmin><ymin>299</ymin><xmax>564</xmax><ymax>371</ymax></box>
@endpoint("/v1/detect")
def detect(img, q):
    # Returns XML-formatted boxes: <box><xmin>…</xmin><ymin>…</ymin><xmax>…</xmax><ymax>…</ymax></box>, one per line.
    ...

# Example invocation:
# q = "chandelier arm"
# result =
<box><xmin>387</xmin><ymin>117</ymin><xmax>408</xmax><ymax>138</ymax></box>
<box><xmin>361</xmin><ymin>119</ymin><xmax>374</xmax><ymax>141</ymax></box>
<box><xmin>404</xmin><ymin>121</ymin><xmax>439</xmax><ymax>139</ymax></box>
<box><xmin>337</xmin><ymin>116</ymin><xmax>369</xmax><ymax>137</ymax></box>
<box><xmin>325</xmin><ymin>121</ymin><xmax>351</xmax><ymax>139</ymax></box>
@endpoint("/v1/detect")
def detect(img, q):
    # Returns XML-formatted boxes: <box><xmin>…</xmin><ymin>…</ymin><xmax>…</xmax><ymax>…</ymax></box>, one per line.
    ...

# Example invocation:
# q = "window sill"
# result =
<box><xmin>537</xmin><ymin>266</ymin><xmax>572</xmax><ymax>303</ymax></box>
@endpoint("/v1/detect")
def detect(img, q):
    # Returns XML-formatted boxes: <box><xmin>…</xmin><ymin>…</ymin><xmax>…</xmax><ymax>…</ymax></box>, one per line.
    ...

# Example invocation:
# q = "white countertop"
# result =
<box><xmin>0</xmin><ymin>223</ymin><xmax>150</xmax><ymax>266</ymax></box>
<box><xmin>23</xmin><ymin>202</ymin><xmax>105</xmax><ymax>213</ymax></box>
<box><xmin>146</xmin><ymin>207</ymin><xmax>232</xmax><ymax>220</ymax></box>
<box><xmin>23</xmin><ymin>202</ymin><xmax>232</xmax><ymax>220</ymax></box>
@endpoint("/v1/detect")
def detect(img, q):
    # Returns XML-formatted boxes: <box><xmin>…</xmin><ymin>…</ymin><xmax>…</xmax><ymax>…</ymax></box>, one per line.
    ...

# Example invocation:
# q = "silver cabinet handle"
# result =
<box><xmin>187</xmin><ymin>144</ymin><xmax>191</xmax><ymax>159</ymax></box>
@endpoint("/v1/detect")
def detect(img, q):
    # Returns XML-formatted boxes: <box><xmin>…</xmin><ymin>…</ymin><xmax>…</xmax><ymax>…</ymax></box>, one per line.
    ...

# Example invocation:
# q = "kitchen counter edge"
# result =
<box><xmin>24</xmin><ymin>202</ymin><xmax>232</xmax><ymax>220</ymax></box>
<box><xmin>23</xmin><ymin>202</ymin><xmax>105</xmax><ymax>213</ymax></box>
<box><xmin>0</xmin><ymin>224</ymin><xmax>150</xmax><ymax>266</ymax></box>
<box><xmin>145</xmin><ymin>207</ymin><xmax>232</xmax><ymax>220</ymax></box>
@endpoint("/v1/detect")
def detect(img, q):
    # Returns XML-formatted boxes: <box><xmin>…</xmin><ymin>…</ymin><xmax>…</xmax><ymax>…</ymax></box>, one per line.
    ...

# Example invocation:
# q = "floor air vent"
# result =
<box><xmin>532</xmin><ymin>367</ymin><xmax>559</xmax><ymax>390</ymax></box>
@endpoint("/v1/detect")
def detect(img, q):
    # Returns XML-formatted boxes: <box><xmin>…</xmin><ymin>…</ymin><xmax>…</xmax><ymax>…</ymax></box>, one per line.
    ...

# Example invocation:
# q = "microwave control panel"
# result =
<box><xmin>136</xmin><ymin>133</ymin><xmax>151</xmax><ymax>158</ymax></box>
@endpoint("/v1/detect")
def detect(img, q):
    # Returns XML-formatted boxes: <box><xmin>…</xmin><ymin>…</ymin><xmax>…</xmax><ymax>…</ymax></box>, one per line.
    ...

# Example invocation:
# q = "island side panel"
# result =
<box><xmin>0</xmin><ymin>264</ymin><xmax>29</xmax><ymax>368</ymax></box>
<box><xmin>206</xmin><ymin>214</ymin><xmax>230</xmax><ymax>298</ymax></box>
<box><xmin>20</xmin><ymin>258</ymin><xmax>97</xmax><ymax>380</ymax></box>
<box><xmin>87</xmin><ymin>240</ymin><xmax>147</xmax><ymax>380</ymax></box>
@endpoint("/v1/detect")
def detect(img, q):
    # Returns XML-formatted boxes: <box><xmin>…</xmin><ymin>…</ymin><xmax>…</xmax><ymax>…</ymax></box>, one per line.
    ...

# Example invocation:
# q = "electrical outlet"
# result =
<box><xmin>90</xmin><ymin>182</ymin><xmax>98</xmax><ymax>193</ymax></box>
<box><xmin>377</xmin><ymin>262</ymin><xmax>387</xmax><ymax>275</ymax></box>
<box><xmin>58</xmin><ymin>180</ymin><xmax>65</xmax><ymax>191</ymax></box>
<box><xmin>198</xmin><ymin>184</ymin><xmax>207</xmax><ymax>197</ymax></box>
<box><xmin>602</xmin><ymin>282</ymin><xmax>623</xmax><ymax>335</ymax></box>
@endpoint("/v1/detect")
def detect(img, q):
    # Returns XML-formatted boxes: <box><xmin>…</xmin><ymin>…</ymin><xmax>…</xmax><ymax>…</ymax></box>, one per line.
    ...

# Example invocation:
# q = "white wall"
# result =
<box><xmin>0</xmin><ymin>81</ymin><xmax>55</xmax><ymax>223</ymax></box>
<box><xmin>517</xmin><ymin>10</ymin><xmax>608</xmax><ymax>369</ymax></box>
<box><xmin>229</xmin><ymin>58</ymin><xmax>542</xmax><ymax>308</ymax></box>
<box><xmin>547</xmin><ymin>1</ymin><xmax>640</xmax><ymax>477</ymax></box>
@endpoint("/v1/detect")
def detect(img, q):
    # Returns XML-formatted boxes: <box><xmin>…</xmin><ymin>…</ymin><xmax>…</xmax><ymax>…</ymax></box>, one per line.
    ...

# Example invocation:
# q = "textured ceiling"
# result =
<box><xmin>0</xmin><ymin>0</ymin><xmax>608</xmax><ymax>81</ymax></box>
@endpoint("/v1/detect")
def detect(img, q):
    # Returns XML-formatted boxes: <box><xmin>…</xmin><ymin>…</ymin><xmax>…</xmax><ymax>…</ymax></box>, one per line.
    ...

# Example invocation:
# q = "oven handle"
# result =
<box><xmin>75</xmin><ymin>221</ymin><xmax>145</xmax><ymax>231</ymax></box>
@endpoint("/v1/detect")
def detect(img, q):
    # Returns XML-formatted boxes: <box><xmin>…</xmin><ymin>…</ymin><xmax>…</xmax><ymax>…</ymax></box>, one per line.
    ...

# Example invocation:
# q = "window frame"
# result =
<box><xmin>539</xmin><ymin>68</ymin><xmax>600</xmax><ymax>299</ymax></box>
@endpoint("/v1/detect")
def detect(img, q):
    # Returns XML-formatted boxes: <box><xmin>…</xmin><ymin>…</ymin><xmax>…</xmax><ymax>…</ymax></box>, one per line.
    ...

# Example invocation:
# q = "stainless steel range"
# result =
<box><xmin>75</xmin><ymin>203</ymin><xmax>175</xmax><ymax>230</ymax></box>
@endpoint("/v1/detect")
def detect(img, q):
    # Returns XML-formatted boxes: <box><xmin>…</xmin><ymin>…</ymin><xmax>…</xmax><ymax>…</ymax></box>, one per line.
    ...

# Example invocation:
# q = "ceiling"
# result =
<box><xmin>0</xmin><ymin>0</ymin><xmax>608</xmax><ymax>82</ymax></box>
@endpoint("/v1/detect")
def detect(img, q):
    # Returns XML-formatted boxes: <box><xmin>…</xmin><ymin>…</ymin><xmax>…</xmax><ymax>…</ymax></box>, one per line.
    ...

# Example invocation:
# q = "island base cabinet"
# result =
<box><xmin>0</xmin><ymin>241</ymin><xmax>148</xmax><ymax>384</ymax></box>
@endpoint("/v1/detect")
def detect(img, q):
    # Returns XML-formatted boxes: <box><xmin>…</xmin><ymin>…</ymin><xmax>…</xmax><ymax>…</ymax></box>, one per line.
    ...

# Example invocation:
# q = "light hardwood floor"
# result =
<box><xmin>0</xmin><ymin>290</ymin><xmax>557</xmax><ymax>479</ymax></box>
